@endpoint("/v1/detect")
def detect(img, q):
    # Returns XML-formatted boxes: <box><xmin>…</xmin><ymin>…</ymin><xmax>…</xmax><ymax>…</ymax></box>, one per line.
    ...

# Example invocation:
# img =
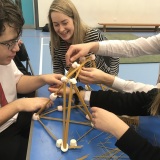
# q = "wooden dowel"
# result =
<box><xmin>67</xmin><ymin>57</ymin><xmax>92</xmax><ymax>79</ymax></box>
<box><xmin>63</xmin><ymin>83</ymin><xmax>73</xmax><ymax>148</ymax></box>
<box><xmin>73</xmin><ymin>84</ymin><xmax>92</xmax><ymax>121</ymax></box>
<box><xmin>69</xmin><ymin>145</ymin><xmax>83</xmax><ymax>149</ymax></box>
<box><xmin>40</xmin><ymin>108</ymin><xmax>58</xmax><ymax>117</ymax></box>
<box><xmin>76</xmin><ymin>154</ymin><xmax>89</xmax><ymax>160</ymax></box>
<box><xmin>41</xmin><ymin>116</ymin><xmax>91</xmax><ymax>126</ymax></box>
<box><xmin>38</xmin><ymin>119</ymin><xmax>58</xmax><ymax>141</ymax></box>
<box><xmin>62</xmin><ymin>82</ymin><xmax>67</xmax><ymax>148</ymax></box>
<box><xmin>55</xmin><ymin>83</ymin><xmax>64</xmax><ymax>95</ymax></box>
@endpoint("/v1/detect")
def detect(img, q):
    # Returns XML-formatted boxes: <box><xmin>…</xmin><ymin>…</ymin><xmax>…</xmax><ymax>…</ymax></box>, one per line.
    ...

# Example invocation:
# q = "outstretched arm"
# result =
<box><xmin>90</xmin><ymin>89</ymin><xmax>157</xmax><ymax>116</ymax></box>
<box><xmin>78</xmin><ymin>67</ymin><xmax>157</xmax><ymax>93</ymax></box>
<box><xmin>66</xmin><ymin>42</ymin><xmax>99</xmax><ymax>66</ymax></box>
<box><xmin>91</xmin><ymin>107</ymin><xmax>160</xmax><ymax>160</ymax></box>
<box><xmin>0</xmin><ymin>97</ymin><xmax>52</xmax><ymax>126</ymax></box>
<box><xmin>66</xmin><ymin>34</ymin><xmax>160</xmax><ymax>65</ymax></box>
<box><xmin>17</xmin><ymin>74</ymin><xmax>63</xmax><ymax>94</ymax></box>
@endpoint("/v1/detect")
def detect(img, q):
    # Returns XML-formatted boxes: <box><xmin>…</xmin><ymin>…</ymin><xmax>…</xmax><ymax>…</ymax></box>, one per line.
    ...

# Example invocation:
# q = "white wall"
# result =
<box><xmin>37</xmin><ymin>0</ymin><xmax>160</xmax><ymax>27</ymax></box>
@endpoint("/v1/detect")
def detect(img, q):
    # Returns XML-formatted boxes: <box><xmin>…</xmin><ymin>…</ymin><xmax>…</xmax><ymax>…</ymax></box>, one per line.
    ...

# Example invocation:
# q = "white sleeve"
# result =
<box><xmin>112</xmin><ymin>77</ymin><xmax>157</xmax><ymax>93</ymax></box>
<box><xmin>97</xmin><ymin>34</ymin><xmax>160</xmax><ymax>57</ymax></box>
<box><xmin>84</xmin><ymin>91</ymin><xmax>91</xmax><ymax>105</ymax></box>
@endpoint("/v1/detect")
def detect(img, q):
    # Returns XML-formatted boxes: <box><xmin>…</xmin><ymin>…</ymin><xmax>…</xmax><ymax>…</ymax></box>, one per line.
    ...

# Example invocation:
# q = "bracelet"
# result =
<box><xmin>73</xmin><ymin>86</ymin><xmax>84</xmax><ymax>105</ymax></box>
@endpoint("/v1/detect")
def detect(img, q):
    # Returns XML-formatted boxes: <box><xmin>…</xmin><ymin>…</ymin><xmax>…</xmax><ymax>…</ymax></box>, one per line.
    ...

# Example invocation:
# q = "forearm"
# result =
<box><xmin>97</xmin><ymin>35</ymin><xmax>160</xmax><ymax>57</ymax></box>
<box><xmin>102</xmin><ymin>73</ymin><xmax>115</xmax><ymax>86</ymax></box>
<box><xmin>88</xmin><ymin>42</ymin><xmax>100</xmax><ymax>54</ymax></box>
<box><xmin>0</xmin><ymin>101</ymin><xmax>20</xmax><ymax>126</ymax></box>
<box><xmin>116</xmin><ymin>127</ymin><xmax>160</xmax><ymax>160</ymax></box>
<box><xmin>89</xmin><ymin>89</ymin><xmax>156</xmax><ymax>116</ymax></box>
<box><xmin>17</xmin><ymin>75</ymin><xmax>46</xmax><ymax>93</ymax></box>
<box><xmin>112</xmin><ymin>77</ymin><xmax>157</xmax><ymax>93</ymax></box>
<box><xmin>110</xmin><ymin>117</ymin><xmax>129</xmax><ymax>139</ymax></box>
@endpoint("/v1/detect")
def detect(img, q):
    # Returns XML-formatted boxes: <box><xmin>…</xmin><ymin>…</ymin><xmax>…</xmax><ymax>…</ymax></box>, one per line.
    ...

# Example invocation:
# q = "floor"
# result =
<box><xmin>21</xmin><ymin>29</ymin><xmax>160</xmax><ymax>85</ymax></box>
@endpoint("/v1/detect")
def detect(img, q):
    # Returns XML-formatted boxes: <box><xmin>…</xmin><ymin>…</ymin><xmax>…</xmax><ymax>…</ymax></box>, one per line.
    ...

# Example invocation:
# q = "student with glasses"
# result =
<box><xmin>0</xmin><ymin>1</ymin><xmax>63</xmax><ymax>160</ymax></box>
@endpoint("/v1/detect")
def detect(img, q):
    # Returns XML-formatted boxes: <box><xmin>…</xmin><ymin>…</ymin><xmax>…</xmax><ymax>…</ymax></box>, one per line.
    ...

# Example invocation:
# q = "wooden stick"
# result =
<box><xmin>76</xmin><ymin>154</ymin><xmax>89</xmax><ymax>160</ymax></box>
<box><xmin>69</xmin><ymin>145</ymin><xmax>83</xmax><ymax>149</ymax></box>
<box><xmin>73</xmin><ymin>84</ymin><xmax>92</xmax><ymax>121</ymax></box>
<box><xmin>86</xmin><ymin>84</ymin><xmax>92</xmax><ymax>91</ymax></box>
<box><xmin>62</xmin><ymin>82</ymin><xmax>67</xmax><ymax>148</ymax></box>
<box><xmin>40</xmin><ymin>108</ymin><xmax>58</xmax><ymax>117</ymax></box>
<box><xmin>55</xmin><ymin>83</ymin><xmax>64</xmax><ymax>95</ymax></box>
<box><xmin>75</xmin><ymin>105</ymin><xmax>87</xmax><ymax>115</ymax></box>
<box><xmin>38</xmin><ymin>119</ymin><xmax>58</xmax><ymax>141</ymax></box>
<box><xmin>41</xmin><ymin>105</ymin><xmax>83</xmax><ymax>117</ymax></box>
<box><xmin>41</xmin><ymin>116</ymin><xmax>91</xmax><ymax>126</ymax></box>
<box><xmin>99</xmin><ymin>84</ymin><xmax>105</xmax><ymax>91</ymax></box>
<box><xmin>67</xmin><ymin>57</ymin><xmax>92</xmax><ymax>79</ymax></box>
<box><xmin>77</xmin><ymin>127</ymin><xmax>93</xmax><ymax>142</ymax></box>
<box><xmin>63</xmin><ymin>83</ymin><xmax>73</xmax><ymax>149</ymax></box>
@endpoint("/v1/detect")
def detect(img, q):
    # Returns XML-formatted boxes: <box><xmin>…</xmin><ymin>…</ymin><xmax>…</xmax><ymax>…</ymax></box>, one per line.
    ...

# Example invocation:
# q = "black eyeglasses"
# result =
<box><xmin>0</xmin><ymin>38</ymin><xmax>19</xmax><ymax>50</ymax></box>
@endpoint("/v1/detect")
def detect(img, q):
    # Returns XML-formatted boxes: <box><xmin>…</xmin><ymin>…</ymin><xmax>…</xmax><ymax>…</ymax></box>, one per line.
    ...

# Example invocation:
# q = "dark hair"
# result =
<box><xmin>0</xmin><ymin>0</ymin><xmax>24</xmax><ymax>36</ymax></box>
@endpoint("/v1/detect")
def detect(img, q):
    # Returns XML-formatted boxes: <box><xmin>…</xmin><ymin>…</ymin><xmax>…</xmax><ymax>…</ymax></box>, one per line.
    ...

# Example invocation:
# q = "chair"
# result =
<box><xmin>14</xmin><ymin>43</ymin><xmax>35</xmax><ymax>98</ymax></box>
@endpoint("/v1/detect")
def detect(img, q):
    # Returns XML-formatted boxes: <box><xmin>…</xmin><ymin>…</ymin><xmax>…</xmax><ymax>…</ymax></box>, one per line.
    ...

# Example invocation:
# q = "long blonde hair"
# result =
<box><xmin>150</xmin><ymin>90</ymin><xmax>160</xmax><ymax>115</ymax></box>
<box><xmin>48</xmin><ymin>0</ymin><xmax>89</xmax><ymax>54</ymax></box>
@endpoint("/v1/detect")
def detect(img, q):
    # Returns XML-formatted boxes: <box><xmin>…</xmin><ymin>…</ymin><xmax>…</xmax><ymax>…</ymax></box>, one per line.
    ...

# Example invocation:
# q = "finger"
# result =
<box><xmin>66</xmin><ymin>48</ymin><xmax>77</xmax><ymax>65</ymax></box>
<box><xmin>54</xmin><ymin>79</ymin><xmax>63</xmax><ymax>85</ymax></box>
<box><xmin>82</xmin><ymin>67</ymin><xmax>93</xmax><ymax>72</ymax></box>
<box><xmin>70</xmin><ymin>50</ymin><xmax>82</xmax><ymax>63</ymax></box>
<box><xmin>92</xmin><ymin>113</ymin><xmax>96</xmax><ymax>118</ymax></box>
<box><xmin>90</xmin><ymin>107</ymin><xmax>98</xmax><ymax>112</ymax></box>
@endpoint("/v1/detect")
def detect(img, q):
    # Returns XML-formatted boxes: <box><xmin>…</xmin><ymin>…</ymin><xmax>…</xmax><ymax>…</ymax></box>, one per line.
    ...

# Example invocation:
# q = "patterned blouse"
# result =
<box><xmin>51</xmin><ymin>29</ymin><xmax>119</xmax><ymax>75</ymax></box>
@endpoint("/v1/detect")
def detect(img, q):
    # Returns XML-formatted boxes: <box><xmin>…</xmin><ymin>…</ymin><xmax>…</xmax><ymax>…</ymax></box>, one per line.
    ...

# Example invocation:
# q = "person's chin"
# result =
<box><xmin>6</xmin><ymin>57</ymin><xmax>13</xmax><ymax>64</ymax></box>
<box><xmin>2</xmin><ymin>60</ymin><xmax>11</xmax><ymax>65</ymax></box>
<box><xmin>60</xmin><ymin>35</ymin><xmax>71</xmax><ymax>42</ymax></box>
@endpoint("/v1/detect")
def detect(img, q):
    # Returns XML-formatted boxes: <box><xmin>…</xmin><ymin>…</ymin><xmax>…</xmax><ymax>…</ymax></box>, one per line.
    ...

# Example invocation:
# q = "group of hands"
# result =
<box><xmin>16</xmin><ymin>43</ymin><xmax>128</xmax><ymax>139</ymax></box>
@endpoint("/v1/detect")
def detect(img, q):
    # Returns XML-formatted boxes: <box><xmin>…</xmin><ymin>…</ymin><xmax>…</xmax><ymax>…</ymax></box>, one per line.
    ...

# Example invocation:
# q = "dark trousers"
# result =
<box><xmin>0</xmin><ymin>112</ymin><xmax>32</xmax><ymax>160</ymax></box>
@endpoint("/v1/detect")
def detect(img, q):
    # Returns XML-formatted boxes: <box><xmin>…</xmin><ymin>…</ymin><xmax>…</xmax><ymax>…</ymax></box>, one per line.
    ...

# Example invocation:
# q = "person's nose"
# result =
<box><xmin>11</xmin><ymin>42</ymin><xmax>20</xmax><ymax>52</ymax></box>
<box><xmin>59</xmin><ymin>25</ymin><xmax>65</xmax><ymax>32</ymax></box>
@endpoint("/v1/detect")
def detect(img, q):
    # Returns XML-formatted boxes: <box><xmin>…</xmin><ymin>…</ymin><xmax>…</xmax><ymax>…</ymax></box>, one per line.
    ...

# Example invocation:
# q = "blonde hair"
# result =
<box><xmin>48</xmin><ymin>0</ymin><xmax>89</xmax><ymax>54</ymax></box>
<box><xmin>150</xmin><ymin>90</ymin><xmax>160</xmax><ymax>115</ymax></box>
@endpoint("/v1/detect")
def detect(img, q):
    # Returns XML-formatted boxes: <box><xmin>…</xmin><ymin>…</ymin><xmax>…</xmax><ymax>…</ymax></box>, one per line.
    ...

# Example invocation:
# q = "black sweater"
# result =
<box><xmin>90</xmin><ymin>89</ymin><xmax>160</xmax><ymax>160</ymax></box>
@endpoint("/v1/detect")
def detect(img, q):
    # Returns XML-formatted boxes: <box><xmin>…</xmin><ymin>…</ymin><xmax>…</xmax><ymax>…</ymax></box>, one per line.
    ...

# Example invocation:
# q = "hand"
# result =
<box><xmin>48</xmin><ymin>85</ymin><xmax>72</xmax><ymax>97</ymax></box>
<box><xmin>91</xmin><ymin>107</ymin><xmax>129</xmax><ymax>139</ymax></box>
<box><xmin>42</xmin><ymin>74</ymin><xmax>63</xmax><ymax>86</ymax></box>
<box><xmin>66</xmin><ymin>42</ymin><xmax>99</xmax><ymax>66</ymax></box>
<box><xmin>79</xmin><ymin>67</ymin><xmax>114</xmax><ymax>86</ymax></box>
<box><xmin>15</xmin><ymin>97</ymin><xmax>53</xmax><ymax>112</ymax></box>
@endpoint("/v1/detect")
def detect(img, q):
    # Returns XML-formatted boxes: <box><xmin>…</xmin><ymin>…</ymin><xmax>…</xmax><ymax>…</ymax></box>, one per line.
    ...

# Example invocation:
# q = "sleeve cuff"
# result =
<box><xmin>84</xmin><ymin>91</ymin><xmax>91</xmax><ymax>106</ymax></box>
<box><xmin>112</xmin><ymin>77</ymin><xmax>126</xmax><ymax>91</ymax></box>
<box><xmin>97</xmin><ymin>41</ymin><xmax>107</xmax><ymax>56</ymax></box>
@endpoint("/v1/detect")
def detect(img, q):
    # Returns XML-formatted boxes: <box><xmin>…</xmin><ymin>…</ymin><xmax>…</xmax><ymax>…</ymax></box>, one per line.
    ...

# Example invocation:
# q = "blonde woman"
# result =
<box><xmin>48</xmin><ymin>0</ymin><xmax>119</xmax><ymax>75</ymax></box>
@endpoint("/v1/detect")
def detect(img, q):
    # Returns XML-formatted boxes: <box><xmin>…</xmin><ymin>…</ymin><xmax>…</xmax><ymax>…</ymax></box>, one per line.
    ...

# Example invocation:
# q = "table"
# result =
<box><xmin>26</xmin><ymin>84</ymin><xmax>160</xmax><ymax>160</ymax></box>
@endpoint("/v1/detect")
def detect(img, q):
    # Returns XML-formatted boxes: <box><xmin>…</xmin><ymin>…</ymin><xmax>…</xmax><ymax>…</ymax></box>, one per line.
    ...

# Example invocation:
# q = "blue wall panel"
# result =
<box><xmin>21</xmin><ymin>0</ymin><xmax>34</xmax><ymax>27</ymax></box>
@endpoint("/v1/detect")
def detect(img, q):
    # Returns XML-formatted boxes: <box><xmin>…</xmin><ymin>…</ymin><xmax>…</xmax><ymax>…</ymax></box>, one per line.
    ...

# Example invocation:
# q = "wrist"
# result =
<box><xmin>111</xmin><ymin>119</ymin><xmax>129</xmax><ymax>139</ymax></box>
<box><xmin>90</xmin><ymin>42</ymin><xmax>99</xmax><ymax>53</ymax></box>
<box><xmin>103</xmin><ymin>74</ymin><xmax>115</xmax><ymax>86</ymax></box>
